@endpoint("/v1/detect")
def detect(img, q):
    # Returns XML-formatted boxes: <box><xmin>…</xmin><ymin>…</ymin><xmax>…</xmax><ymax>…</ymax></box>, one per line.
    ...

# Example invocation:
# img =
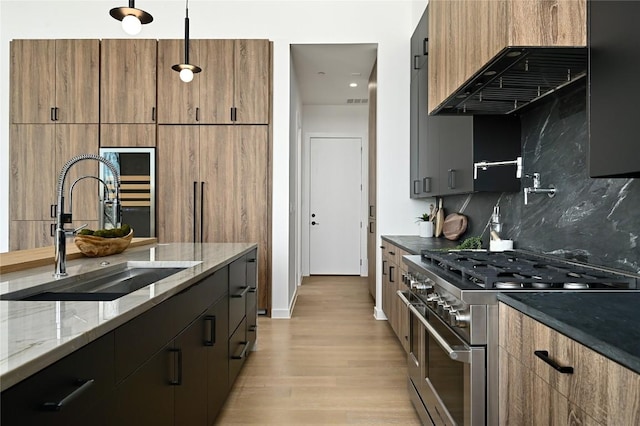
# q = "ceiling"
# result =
<box><xmin>291</xmin><ymin>43</ymin><xmax>377</xmax><ymax>106</ymax></box>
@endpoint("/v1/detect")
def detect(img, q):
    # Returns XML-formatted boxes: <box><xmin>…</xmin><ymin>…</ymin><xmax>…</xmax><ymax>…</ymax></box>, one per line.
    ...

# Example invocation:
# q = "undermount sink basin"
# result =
<box><xmin>1</xmin><ymin>261</ymin><xmax>202</xmax><ymax>302</ymax></box>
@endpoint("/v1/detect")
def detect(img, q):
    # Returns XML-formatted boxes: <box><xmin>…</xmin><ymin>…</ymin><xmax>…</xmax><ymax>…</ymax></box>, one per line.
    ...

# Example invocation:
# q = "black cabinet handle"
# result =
<box><xmin>448</xmin><ymin>169</ymin><xmax>456</xmax><ymax>189</ymax></box>
<box><xmin>231</xmin><ymin>286</ymin><xmax>250</xmax><ymax>298</ymax></box>
<box><xmin>200</xmin><ymin>181</ymin><xmax>205</xmax><ymax>243</ymax></box>
<box><xmin>230</xmin><ymin>107</ymin><xmax>237</xmax><ymax>122</ymax></box>
<box><xmin>389</xmin><ymin>251</ymin><xmax>395</xmax><ymax>256</ymax></box>
<box><xmin>50</xmin><ymin>204</ymin><xmax>57</xmax><ymax>218</ymax></box>
<box><xmin>249</xmin><ymin>325</ymin><xmax>257</xmax><ymax>332</ymax></box>
<box><xmin>413</xmin><ymin>179</ymin><xmax>421</xmax><ymax>195</ymax></box>
<box><xmin>151</xmin><ymin>107</ymin><xmax>156</xmax><ymax>122</ymax></box>
<box><xmin>380</xmin><ymin>245</ymin><xmax>385</xmax><ymax>249</ymax></box>
<box><xmin>195</xmin><ymin>107</ymin><xmax>200</xmax><ymax>122</ymax></box>
<box><xmin>50</xmin><ymin>223</ymin><xmax>56</xmax><ymax>237</ymax></box>
<box><xmin>422</xmin><ymin>177</ymin><xmax>431</xmax><ymax>193</ymax></box>
<box><xmin>413</xmin><ymin>55</ymin><xmax>420</xmax><ymax>70</ymax></box>
<box><xmin>204</xmin><ymin>315</ymin><xmax>216</xmax><ymax>346</ymax></box>
<box><xmin>382</xmin><ymin>260</ymin><xmax>387</xmax><ymax>276</ymax></box>
<box><xmin>42</xmin><ymin>378</ymin><xmax>95</xmax><ymax>411</ymax></box>
<box><xmin>248</xmin><ymin>287</ymin><xmax>257</xmax><ymax>293</ymax></box>
<box><xmin>389</xmin><ymin>265</ymin><xmax>395</xmax><ymax>283</ymax></box>
<box><xmin>534</xmin><ymin>350</ymin><xmax>574</xmax><ymax>374</ymax></box>
<box><xmin>50</xmin><ymin>107</ymin><xmax>56</xmax><ymax>122</ymax></box>
<box><xmin>55</xmin><ymin>107</ymin><xmax>60</xmax><ymax>121</ymax></box>
<box><xmin>248</xmin><ymin>258</ymin><xmax>257</xmax><ymax>263</ymax></box>
<box><xmin>423</xmin><ymin>37</ymin><xmax>429</xmax><ymax>55</ymax></box>
<box><xmin>169</xmin><ymin>348</ymin><xmax>183</xmax><ymax>385</ymax></box>
<box><xmin>369</xmin><ymin>204</ymin><xmax>374</xmax><ymax>218</ymax></box>
<box><xmin>192</xmin><ymin>181</ymin><xmax>197</xmax><ymax>243</ymax></box>
<box><xmin>369</xmin><ymin>221</ymin><xmax>374</xmax><ymax>234</ymax></box>
<box><xmin>232</xmin><ymin>342</ymin><xmax>249</xmax><ymax>359</ymax></box>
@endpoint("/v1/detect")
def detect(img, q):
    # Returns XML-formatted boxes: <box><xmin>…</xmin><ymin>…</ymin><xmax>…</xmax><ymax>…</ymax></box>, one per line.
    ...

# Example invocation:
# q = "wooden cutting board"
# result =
<box><xmin>442</xmin><ymin>213</ymin><xmax>468</xmax><ymax>241</ymax></box>
<box><xmin>435</xmin><ymin>198</ymin><xmax>444</xmax><ymax>237</ymax></box>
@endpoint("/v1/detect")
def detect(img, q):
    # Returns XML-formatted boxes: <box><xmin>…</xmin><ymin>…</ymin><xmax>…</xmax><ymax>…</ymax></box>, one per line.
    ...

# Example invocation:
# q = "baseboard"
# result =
<box><xmin>271</xmin><ymin>286</ymin><xmax>299</xmax><ymax>319</ymax></box>
<box><xmin>374</xmin><ymin>306</ymin><xmax>387</xmax><ymax>320</ymax></box>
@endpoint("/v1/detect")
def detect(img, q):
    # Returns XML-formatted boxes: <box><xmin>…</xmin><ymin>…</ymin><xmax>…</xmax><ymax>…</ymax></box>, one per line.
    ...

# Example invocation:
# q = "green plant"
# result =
<box><xmin>416</xmin><ymin>213</ymin><xmax>430</xmax><ymax>222</ymax></box>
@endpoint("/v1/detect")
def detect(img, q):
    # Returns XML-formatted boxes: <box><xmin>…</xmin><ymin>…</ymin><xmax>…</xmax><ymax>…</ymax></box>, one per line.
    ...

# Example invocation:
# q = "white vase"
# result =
<box><xmin>419</xmin><ymin>221</ymin><xmax>433</xmax><ymax>238</ymax></box>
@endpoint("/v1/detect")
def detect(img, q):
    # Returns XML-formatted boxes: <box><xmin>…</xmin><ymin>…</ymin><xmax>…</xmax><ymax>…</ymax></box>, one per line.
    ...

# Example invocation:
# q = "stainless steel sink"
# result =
<box><xmin>1</xmin><ymin>261</ymin><xmax>202</xmax><ymax>302</ymax></box>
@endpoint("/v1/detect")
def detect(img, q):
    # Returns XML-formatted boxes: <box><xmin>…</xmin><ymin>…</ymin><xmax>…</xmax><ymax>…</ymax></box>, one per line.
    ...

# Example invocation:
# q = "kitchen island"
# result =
<box><xmin>0</xmin><ymin>242</ymin><xmax>258</xmax><ymax>425</ymax></box>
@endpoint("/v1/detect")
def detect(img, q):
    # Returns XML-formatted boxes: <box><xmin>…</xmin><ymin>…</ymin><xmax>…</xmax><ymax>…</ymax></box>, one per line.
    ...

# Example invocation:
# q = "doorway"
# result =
<box><xmin>308</xmin><ymin>137</ymin><xmax>362</xmax><ymax>275</ymax></box>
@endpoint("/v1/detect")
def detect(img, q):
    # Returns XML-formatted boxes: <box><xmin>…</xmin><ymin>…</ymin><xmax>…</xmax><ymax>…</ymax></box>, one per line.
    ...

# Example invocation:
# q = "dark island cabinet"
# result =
<box><xmin>410</xmin><ymin>7</ymin><xmax>521</xmax><ymax>197</ymax></box>
<box><xmin>588</xmin><ymin>0</ymin><xmax>640</xmax><ymax>178</ymax></box>
<box><xmin>1</xmin><ymin>251</ymin><xmax>257</xmax><ymax>426</ymax></box>
<box><xmin>0</xmin><ymin>333</ymin><xmax>114</xmax><ymax>426</ymax></box>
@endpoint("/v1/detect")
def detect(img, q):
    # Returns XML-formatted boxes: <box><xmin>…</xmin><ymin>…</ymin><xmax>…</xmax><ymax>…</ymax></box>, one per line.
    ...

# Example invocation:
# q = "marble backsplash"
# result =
<box><xmin>442</xmin><ymin>82</ymin><xmax>640</xmax><ymax>274</ymax></box>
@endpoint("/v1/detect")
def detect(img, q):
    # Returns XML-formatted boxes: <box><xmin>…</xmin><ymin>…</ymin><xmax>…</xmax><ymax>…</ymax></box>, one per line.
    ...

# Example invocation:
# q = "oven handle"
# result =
<box><xmin>408</xmin><ymin>303</ymin><xmax>471</xmax><ymax>364</ymax></box>
<box><xmin>397</xmin><ymin>290</ymin><xmax>411</xmax><ymax>306</ymax></box>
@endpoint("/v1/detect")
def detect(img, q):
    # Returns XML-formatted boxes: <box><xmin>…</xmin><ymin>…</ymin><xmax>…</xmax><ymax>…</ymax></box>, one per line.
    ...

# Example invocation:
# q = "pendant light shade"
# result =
<box><xmin>172</xmin><ymin>0</ymin><xmax>202</xmax><ymax>83</ymax></box>
<box><xmin>110</xmin><ymin>1</ymin><xmax>153</xmax><ymax>35</ymax></box>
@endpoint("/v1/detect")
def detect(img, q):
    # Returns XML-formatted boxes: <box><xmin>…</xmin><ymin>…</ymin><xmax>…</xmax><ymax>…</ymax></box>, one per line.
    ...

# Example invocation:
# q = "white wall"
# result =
<box><xmin>0</xmin><ymin>0</ymin><xmax>433</xmax><ymax>318</ymax></box>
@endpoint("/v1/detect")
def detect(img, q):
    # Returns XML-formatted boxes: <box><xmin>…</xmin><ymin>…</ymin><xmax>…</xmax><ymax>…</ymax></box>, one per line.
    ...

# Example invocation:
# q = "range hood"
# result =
<box><xmin>432</xmin><ymin>47</ymin><xmax>587</xmax><ymax>115</ymax></box>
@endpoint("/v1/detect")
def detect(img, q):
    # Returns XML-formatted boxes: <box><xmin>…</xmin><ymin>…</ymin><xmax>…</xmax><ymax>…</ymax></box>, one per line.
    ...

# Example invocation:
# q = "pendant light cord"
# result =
<box><xmin>184</xmin><ymin>0</ymin><xmax>190</xmax><ymax>64</ymax></box>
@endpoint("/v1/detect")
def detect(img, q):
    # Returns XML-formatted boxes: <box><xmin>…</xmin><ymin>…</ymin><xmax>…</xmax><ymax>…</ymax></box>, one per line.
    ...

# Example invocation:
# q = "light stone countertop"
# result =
<box><xmin>0</xmin><ymin>242</ymin><xmax>257</xmax><ymax>391</ymax></box>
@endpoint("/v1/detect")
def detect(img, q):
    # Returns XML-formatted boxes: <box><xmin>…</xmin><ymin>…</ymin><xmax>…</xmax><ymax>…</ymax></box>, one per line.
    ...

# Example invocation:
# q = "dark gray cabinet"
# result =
<box><xmin>410</xmin><ymin>6</ymin><xmax>521</xmax><ymax>197</ymax></box>
<box><xmin>0</xmin><ymin>333</ymin><xmax>114</xmax><ymax>426</ymax></box>
<box><xmin>588</xmin><ymin>0</ymin><xmax>640</xmax><ymax>178</ymax></box>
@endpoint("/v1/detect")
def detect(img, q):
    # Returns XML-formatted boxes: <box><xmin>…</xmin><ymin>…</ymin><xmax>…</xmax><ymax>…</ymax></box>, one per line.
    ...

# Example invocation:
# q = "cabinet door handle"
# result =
<box><xmin>413</xmin><ymin>179</ymin><xmax>421</xmax><ymax>195</ymax></box>
<box><xmin>369</xmin><ymin>204</ymin><xmax>374</xmax><ymax>218</ymax></box>
<box><xmin>204</xmin><ymin>315</ymin><xmax>216</xmax><ymax>346</ymax></box>
<box><xmin>42</xmin><ymin>378</ymin><xmax>95</xmax><ymax>411</ymax></box>
<box><xmin>50</xmin><ymin>204</ymin><xmax>57</xmax><ymax>218</ymax></box>
<box><xmin>389</xmin><ymin>265</ymin><xmax>395</xmax><ymax>283</ymax></box>
<box><xmin>389</xmin><ymin>251</ymin><xmax>395</xmax><ymax>256</ymax></box>
<box><xmin>534</xmin><ymin>350</ymin><xmax>574</xmax><ymax>374</ymax></box>
<box><xmin>248</xmin><ymin>258</ymin><xmax>257</xmax><ymax>263</ymax></box>
<box><xmin>413</xmin><ymin>55</ymin><xmax>420</xmax><ymax>70</ymax></box>
<box><xmin>423</xmin><ymin>37</ymin><xmax>429</xmax><ymax>55</ymax></box>
<box><xmin>200</xmin><ymin>181</ymin><xmax>205</xmax><ymax>243</ymax></box>
<box><xmin>448</xmin><ymin>169</ymin><xmax>456</xmax><ymax>189</ymax></box>
<box><xmin>369</xmin><ymin>221</ymin><xmax>375</xmax><ymax>234</ymax></box>
<box><xmin>50</xmin><ymin>107</ymin><xmax>56</xmax><ymax>122</ymax></box>
<box><xmin>249</xmin><ymin>325</ymin><xmax>257</xmax><ymax>332</ymax></box>
<box><xmin>151</xmin><ymin>107</ymin><xmax>156</xmax><ymax>122</ymax></box>
<box><xmin>50</xmin><ymin>223</ymin><xmax>56</xmax><ymax>237</ymax></box>
<box><xmin>422</xmin><ymin>177</ymin><xmax>431</xmax><ymax>193</ymax></box>
<box><xmin>55</xmin><ymin>107</ymin><xmax>59</xmax><ymax>121</ymax></box>
<box><xmin>231</xmin><ymin>286</ymin><xmax>250</xmax><ymax>298</ymax></box>
<box><xmin>193</xmin><ymin>181</ymin><xmax>197</xmax><ymax>243</ymax></box>
<box><xmin>248</xmin><ymin>287</ymin><xmax>257</xmax><ymax>293</ymax></box>
<box><xmin>231</xmin><ymin>341</ymin><xmax>249</xmax><ymax>359</ymax></box>
<box><xmin>382</xmin><ymin>260</ymin><xmax>387</xmax><ymax>276</ymax></box>
<box><xmin>169</xmin><ymin>348</ymin><xmax>183</xmax><ymax>385</ymax></box>
<box><xmin>195</xmin><ymin>107</ymin><xmax>200</xmax><ymax>122</ymax></box>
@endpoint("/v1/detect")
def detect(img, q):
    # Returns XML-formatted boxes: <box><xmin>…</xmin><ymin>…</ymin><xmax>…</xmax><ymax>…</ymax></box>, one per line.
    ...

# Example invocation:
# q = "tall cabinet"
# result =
<box><xmin>9</xmin><ymin>39</ymin><xmax>100</xmax><ymax>250</ymax></box>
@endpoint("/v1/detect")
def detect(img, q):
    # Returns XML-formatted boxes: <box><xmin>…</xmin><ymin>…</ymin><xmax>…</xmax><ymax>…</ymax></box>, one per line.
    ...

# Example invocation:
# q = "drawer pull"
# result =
<box><xmin>204</xmin><ymin>315</ymin><xmax>216</xmax><ymax>346</ymax></box>
<box><xmin>231</xmin><ymin>286</ymin><xmax>250</xmax><ymax>298</ymax></box>
<box><xmin>232</xmin><ymin>341</ymin><xmax>249</xmax><ymax>359</ymax></box>
<box><xmin>42</xmin><ymin>378</ymin><xmax>95</xmax><ymax>411</ymax></box>
<box><xmin>169</xmin><ymin>348</ymin><xmax>183</xmax><ymax>385</ymax></box>
<box><xmin>248</xmin><ymin>287</ymin><xmax>257</xmax><ymax>293</ymax></box>
<box><xmin>534</xmin><ymin>350</ymin><xmax>574</xmax><ymax>374</ymax></box>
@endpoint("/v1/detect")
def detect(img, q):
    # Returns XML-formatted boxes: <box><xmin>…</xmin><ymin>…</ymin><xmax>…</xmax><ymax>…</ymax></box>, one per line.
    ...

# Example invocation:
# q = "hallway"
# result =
<box><xmin>215</xmin><ymin>276</ymin><xmax>421</xmax><ymax>425</ymax></box>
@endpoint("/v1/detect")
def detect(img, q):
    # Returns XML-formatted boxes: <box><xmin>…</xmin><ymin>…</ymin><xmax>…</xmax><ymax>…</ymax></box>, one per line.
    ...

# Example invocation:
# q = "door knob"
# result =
<box><xmin>311</xmin><ymin>221</ymin><xmax>319</xmax><ymax>225</ymax></box>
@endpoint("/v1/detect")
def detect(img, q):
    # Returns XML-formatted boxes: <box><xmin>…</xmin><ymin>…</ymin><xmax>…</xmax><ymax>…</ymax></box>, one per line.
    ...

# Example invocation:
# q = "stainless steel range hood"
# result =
<box><xmin>432</xmin><ymin>47</ymin><xmax>588</xmax><ymax>115</ymax></box>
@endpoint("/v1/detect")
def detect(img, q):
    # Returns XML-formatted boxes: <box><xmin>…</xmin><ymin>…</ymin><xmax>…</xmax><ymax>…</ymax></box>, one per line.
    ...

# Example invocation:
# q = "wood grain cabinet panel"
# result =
<box><xmin>100</xmin><ymin>39</ymin><xmax>157</xmax><ymax>124</ymax></box>
<box><xmin>100</xmin><ymin>124</ymin><xmax>156</xmax><ymax>148</ymax></box>
<box><xmin>428</xmin><ymin>0</ymin><xmax>585</xmax><ymax>113</ymax></box>
<box><xmin>10</xmin><ymin>39</ymin><xmax>99</xmax><ymax>124</ymax></box>
<box><xmin>157</xmin><ymin>39</ymin><xmax>269</xmax><ymax>124</ymax></box>
<box><xmin>499</xmin><ymin>303</ymin><xmax>640</xmax><ymax>425</ymax></box>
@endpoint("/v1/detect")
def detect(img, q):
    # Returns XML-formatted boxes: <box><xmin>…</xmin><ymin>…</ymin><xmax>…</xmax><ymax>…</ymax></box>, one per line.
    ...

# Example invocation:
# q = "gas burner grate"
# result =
<box><xmin>420</xmin><ymin>250</ymin><xmax>638</xmax><ymax>290</ymax></box>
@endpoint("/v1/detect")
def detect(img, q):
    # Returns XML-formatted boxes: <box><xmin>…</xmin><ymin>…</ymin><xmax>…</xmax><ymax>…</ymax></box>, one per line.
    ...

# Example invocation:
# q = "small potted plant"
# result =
<box><xmin>416</xmin><ymin>213</ymin><xmax>434</xmax><ymax>238</ymax></box>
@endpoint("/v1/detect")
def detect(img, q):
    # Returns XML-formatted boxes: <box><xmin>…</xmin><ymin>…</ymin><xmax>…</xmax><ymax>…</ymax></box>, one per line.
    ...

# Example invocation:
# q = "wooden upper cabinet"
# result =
<box><xmin>428</xmin><ymin>0</ymin><xmax>586</xmax><ymax>113</ymax></box>
<box><xmin>157</xmin><ymin>39</ymin><xmax>201</xmax><ymax>124</ymax></box>
<box><xmin>101</xmin><ymin>39</ymin><xmax>157</xmax><ymax>124</ymax></box>
<box><xmin>10</xmin><ymin>39</ymin><xmax>99</xmax><ymax>124</ymax></box>
<box><xmin>233</xmin><ymin>39</ymin><xmax>270</xmax><ymax>124</ymax></box>
<box><xmin>157</xmin><ymin>39</ymin><xmax>270</xmax><ymax>124</ymax></box>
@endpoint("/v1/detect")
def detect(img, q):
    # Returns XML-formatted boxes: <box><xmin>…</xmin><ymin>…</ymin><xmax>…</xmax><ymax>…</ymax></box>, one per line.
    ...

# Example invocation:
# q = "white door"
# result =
<box><xmin>309</xmin><ymin>137</ymin><xmax>362</xmax><ymax>275</ymax></box>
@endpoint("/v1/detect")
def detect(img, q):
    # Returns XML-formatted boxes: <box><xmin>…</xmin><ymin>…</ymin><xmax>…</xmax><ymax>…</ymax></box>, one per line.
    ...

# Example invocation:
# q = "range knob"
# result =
<box><xmin>448</xmin><ymin>310</ymin><xmax>470</xmax><ymax>328</ymax></box>
<box><xmin>427</xmin><ymin>294</ymin><xmax>441</xmax><ymax>310</ymax></box>
<box><xmin>436</xmin><ymin>300</ymin><xmax>450</xmax><ymax>316</ymax></box>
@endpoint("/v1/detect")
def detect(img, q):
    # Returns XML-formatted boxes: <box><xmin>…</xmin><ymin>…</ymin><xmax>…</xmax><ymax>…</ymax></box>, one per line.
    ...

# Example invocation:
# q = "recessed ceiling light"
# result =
<box><xmin>349</xmin><ymin>83</ymin><xmax>358</xmax><ymax>88</ymax></box>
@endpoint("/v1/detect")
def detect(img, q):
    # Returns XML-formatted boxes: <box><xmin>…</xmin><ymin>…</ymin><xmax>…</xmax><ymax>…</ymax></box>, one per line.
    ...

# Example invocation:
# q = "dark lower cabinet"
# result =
<box><xmin>1</xmin><ymin>250</ymin><xmax>257</xmax><ymax>426</ymax></box>
<box><xmin>1</xmin><ymin>333</ymin><xmax>114</xmax><ymax>426</ymax></box>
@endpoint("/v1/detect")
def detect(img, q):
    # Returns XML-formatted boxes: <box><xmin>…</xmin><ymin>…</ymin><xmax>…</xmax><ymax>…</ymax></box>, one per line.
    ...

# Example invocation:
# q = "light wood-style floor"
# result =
<box><xmin>215</xmin><ymin>275</ymin><xmax>421</xmax><ymax>425</ymax></box>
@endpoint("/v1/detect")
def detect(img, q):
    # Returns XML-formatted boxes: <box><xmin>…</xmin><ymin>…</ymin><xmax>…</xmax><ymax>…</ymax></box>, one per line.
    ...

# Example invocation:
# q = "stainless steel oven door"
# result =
<box><xmin>409</xmin><ymin>303</ymin><xmax>486</xmax><ymax>426</ymax></box>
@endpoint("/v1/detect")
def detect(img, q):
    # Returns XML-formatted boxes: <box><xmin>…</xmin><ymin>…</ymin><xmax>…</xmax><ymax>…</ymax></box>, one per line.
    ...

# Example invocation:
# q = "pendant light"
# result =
<box><xmin>172</xmin><ymin>0</ymin><xmax>202</xmax><ymax>83</ymax></box>
<box><xmin>109</xmin><ymin>1</ymin><xmax>153</xmax><ymax>35</ymax></box>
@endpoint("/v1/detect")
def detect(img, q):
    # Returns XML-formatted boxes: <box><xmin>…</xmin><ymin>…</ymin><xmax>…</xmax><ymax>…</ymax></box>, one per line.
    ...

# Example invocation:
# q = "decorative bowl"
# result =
<box><xmin>74</xmin><ymin>229</ymin><xmax>134</xmax><ymax>257</ymax></box>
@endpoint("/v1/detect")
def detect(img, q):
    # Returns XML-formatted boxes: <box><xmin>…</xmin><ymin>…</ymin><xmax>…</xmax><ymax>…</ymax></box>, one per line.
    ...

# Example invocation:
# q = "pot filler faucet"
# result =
<box><xmin>54</xmin><ymin>154</ymin><xmax>121</xmax><ymax>278</ymax></box>
<box><xmin>523</xmin><ymin>172</ymin><xmax>556</xmax><ymax>205</ymax></box>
